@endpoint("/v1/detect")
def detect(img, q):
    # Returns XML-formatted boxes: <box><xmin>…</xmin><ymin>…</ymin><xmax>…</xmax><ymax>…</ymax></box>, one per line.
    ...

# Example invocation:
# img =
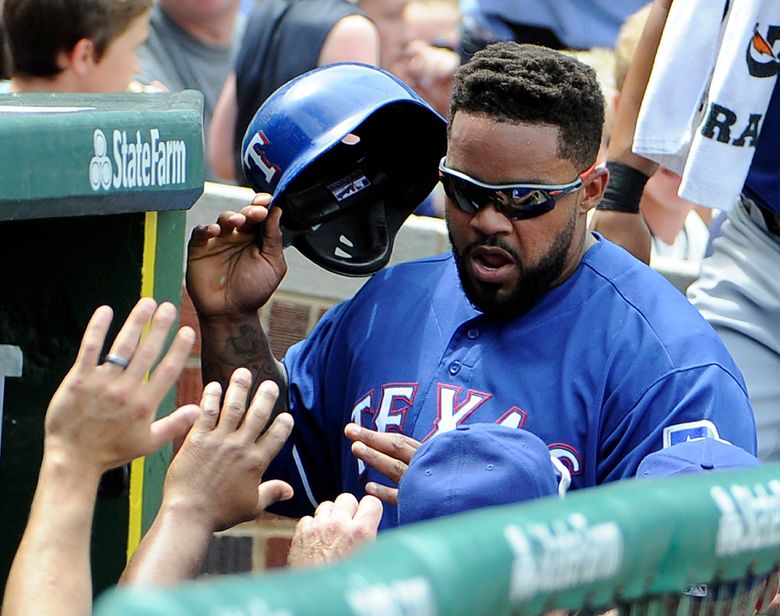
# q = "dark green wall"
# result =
<box><xmin>0</xmin><ymin>209</ymin><xmax>186</xmax><ymax>595</ymax></box>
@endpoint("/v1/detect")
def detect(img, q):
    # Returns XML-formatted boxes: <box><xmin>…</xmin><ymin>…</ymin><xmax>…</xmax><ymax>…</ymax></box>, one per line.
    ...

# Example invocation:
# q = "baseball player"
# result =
<box><xmin>187</xmin><ymin>42</ymin><xmax>757</xmax><ymax>528</ymax></box>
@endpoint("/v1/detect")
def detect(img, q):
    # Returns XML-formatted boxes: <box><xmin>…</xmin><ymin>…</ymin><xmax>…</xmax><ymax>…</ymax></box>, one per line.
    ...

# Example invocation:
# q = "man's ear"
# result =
<box><xmin>579</xmin><ymin>165</ymin><xmax>609</xmax><ymax>213</ymax></box>
<box><xmin>63</xmin><ymin>38</ymin><xmax>96</xmax><ymax>76</ymax></box>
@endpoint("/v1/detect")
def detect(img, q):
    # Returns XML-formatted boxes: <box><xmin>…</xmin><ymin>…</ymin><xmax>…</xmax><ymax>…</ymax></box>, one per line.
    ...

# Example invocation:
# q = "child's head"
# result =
<box><xmin>3</xmin><ymin>0</ymin><xmax>152</xmax><ymax>91</ymax></box>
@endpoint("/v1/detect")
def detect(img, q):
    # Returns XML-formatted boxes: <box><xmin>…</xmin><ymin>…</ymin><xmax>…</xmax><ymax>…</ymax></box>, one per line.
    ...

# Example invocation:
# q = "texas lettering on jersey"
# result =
<box><xmin>349</xmin><ymin>381</ymin><xmax>581</xmax><ymax>475</ymax></box>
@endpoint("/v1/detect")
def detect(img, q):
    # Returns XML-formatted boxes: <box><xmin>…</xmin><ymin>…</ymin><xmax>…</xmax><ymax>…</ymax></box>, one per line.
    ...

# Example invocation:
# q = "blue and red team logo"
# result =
<box><xmin>243</xmin><ymin>130</ymin><xmax>281</xmax><ymax>187</ymax></box>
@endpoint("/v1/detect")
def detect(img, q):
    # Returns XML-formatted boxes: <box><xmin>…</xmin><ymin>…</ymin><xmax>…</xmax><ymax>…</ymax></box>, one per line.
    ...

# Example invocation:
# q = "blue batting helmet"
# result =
<box><xmin>241</xmin><ymin>63</ymin><xmax>447</xmax><ymax>276</ymax></box>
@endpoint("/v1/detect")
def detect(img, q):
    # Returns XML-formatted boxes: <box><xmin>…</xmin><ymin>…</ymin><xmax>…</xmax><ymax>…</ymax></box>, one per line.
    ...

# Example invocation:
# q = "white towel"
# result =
<box><xmin>633</xmin><ymin>0</ymin><xmax>727</xmax><ymax>172</ymax></box>
<box><xmin>634</xmin><ymin>0</ymin><xmax>780</xmax><ymax>210</ymax></box>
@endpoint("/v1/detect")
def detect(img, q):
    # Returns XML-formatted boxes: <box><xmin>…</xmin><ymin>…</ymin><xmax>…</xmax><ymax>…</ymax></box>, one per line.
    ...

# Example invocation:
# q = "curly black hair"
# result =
<box><xmin>450</xmin><ymin>42</ymin><xmax>605</xmax><ymax>170</ymax></box>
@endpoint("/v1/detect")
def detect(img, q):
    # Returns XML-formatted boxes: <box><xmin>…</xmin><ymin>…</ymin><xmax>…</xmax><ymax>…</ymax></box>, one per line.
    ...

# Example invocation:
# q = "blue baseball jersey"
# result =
<box><xmin>744</xmin><ymin>78</ymin><xmax>780</xmax><ymax>216</ymax></box>
<box><xmin>268</xmin><ymin>235</ymin><xmax>757</xmax><ymax>527</ymax></box>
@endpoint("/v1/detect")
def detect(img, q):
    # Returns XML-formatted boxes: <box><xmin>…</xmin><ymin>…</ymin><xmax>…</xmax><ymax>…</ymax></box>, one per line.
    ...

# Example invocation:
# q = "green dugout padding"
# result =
<box><xmin>95</xmin><ymin>463</ymin><xmax>780</xmax><ymax>615</ymax></box>
<box><xmin>0</xmin><ymin>91</ymin><xmax>204</xmax><ymax>595</ymax></box>
<box><xmin>0</xmin><ymin>90</ymin><xmax>203</xmax><ymax>218</ymax></box>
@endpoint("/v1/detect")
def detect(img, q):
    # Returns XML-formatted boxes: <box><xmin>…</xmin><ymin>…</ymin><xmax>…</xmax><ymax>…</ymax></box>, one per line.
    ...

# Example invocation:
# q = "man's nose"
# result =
<box><xmin>469</xmin><ymin>200</ymin><xmax>514</xmax><ymax>235</ymax></box>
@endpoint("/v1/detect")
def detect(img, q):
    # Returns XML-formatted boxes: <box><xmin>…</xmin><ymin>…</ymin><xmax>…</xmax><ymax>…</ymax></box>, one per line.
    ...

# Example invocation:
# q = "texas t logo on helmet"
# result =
<box><xmin>241</xmin><ymin>63</ymin><xmax>447</xmax><ymax>277</ymax></box>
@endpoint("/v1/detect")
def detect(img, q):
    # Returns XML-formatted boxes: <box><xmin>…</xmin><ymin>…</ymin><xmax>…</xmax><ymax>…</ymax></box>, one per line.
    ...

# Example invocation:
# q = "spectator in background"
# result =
<box><xmin>137</xmin><ymin>0</ymin><xmax>246</xmax><ymax>180</ymax></box>
<box><xmin>639</xmin><ymin>167</ymin><xmax>711</xmax><ymax>262</ymax></box>
<box><xmin>590</xmin><ymin>0</ymin><xmax>780</xmax><ymax>463</ymax></box>
<box><xmin>360</xmin><ymin>0</ymin><xmax>411</xmax><ymax>73</ymax></box>
<box><xmin>208</xmin><ymin>0</ymin><xmax>406</xmax><ymax>183</ymax></box>
<box><xmin>2</xmin><ymin>0</ymin><xmax>151</xmax><ymax>93</ymax></box>
<box><xmin>458</xmin><ymin>0</ymin><xmax>648</xmax><ymax>63</ymax></box>
<box><xmin>404</xmin><ymin>0</ymin><xmax>460</xmax><ymax>52</ymax></box>
<box><xmin>395</xmin><ymin>0</ymin><xmax>461</xmax><ymax>217</ymax></box>
<box><xmin>392</xmin><ymin>0</ymin><xmax>460</xmax><ymax>119</ymax></box>
<box><xmin>611</xmin><ymin>4</ymin><xmax>711</xmax><ymax>264</ymax></box>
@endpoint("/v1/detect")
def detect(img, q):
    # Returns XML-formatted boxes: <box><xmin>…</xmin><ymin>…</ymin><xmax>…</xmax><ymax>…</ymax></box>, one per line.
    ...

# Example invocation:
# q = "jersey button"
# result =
<box><xmin>466</xmin><ymin>328</ymin><xmax>480</xmax><ymax>340</ymax></box>
<box><xmin>449</xmin><ymin>361</ymin><xmax>461</xmax><ymax>375</ymax></box>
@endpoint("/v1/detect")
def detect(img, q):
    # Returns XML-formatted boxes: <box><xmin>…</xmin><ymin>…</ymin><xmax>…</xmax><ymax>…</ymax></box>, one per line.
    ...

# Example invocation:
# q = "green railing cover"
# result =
<box><xmin>95</xmin><ymin>463</ymin><xmax>780</xmax><ymax>615</ymax></box>
<box><xmin>0</xmin><ymin>91</ymin><xmax>204</xmax><ymax>220</ymax></box>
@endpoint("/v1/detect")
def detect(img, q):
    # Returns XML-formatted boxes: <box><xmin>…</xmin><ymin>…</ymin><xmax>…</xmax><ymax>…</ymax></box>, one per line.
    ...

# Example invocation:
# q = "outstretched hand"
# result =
<box><xmin>344</xmin><ymin>423</ymin><xmax>421</xmax><ymax>505</ymax></box>
<box><xmin>44</xmin><ymin>298</ymin><xmax>199</xmax><ymax>476</ymax></box>
<box><xmin>161</xmin><ymin>370</ymin><xmax>294</xmax><ymax>532</ymax></box>
<box><xmin>186</xmin><ymin>194</ymin><xmax>287</xmax><ymax>320</ymax></box>
<box><xmin>3</xmin><ymin>298</ymin><xmax>199</xmax><ymax>616</ymax></box>
<box><xmin>288</xmin><ymin>493</ymin><xmax>382</xmax><ymax>568</ymax></box>
<box><xmin>120</xmin><ymin>371</ymin><xmax>293</xmax><ymax>586</ymax></box>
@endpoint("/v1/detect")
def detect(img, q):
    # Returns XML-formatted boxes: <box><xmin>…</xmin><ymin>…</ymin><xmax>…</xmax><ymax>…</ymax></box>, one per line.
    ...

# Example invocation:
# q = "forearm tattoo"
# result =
<box><xmin>202</xmin><ymin>323</ymin><xmax>287</xmax><ymax>413</ymax></box>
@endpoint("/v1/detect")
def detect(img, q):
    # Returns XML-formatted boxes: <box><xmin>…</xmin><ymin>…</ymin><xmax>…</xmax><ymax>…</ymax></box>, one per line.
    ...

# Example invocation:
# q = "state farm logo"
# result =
<box><xmin>89</xmin><ymin>128</ymin><xmax>187</xmax><ymax>191</ymax></box>
<box><xmin>747</xmin><ymin>24</ymin><xmax>780</xmax><ymax>78</ymax></box>
<box><xmin>89</xmin><ymin>129</ymin><xmax>112</xmax><ymax>190</ymax></box>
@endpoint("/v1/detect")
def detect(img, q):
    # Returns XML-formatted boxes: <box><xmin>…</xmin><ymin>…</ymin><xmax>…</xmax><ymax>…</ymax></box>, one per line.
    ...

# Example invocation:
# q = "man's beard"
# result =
<box><xmin>449</xmin><ymin>212</ymin><xmax>578</xmax><ymax>319</ymax></box>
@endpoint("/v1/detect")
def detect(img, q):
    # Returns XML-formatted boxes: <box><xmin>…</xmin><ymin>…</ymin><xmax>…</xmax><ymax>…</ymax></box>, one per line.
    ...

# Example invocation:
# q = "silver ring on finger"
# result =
<box><xmin>104</xmin><ymin>354</ymin><xmax>130</xmax><ymax>368</ymax></box>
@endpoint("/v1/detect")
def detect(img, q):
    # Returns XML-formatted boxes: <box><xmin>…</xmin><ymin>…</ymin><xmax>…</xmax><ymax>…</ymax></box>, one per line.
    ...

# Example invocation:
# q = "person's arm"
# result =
<box><xmin>120</xmin><ymin>373</ymin><xmax>294</xmax><ymax>585</ymax></box>
<box><xmin>343</xmin><ymin>424</ymin><xmax>420</xmax><ymax>504</ymax></box>
<box><xmin>6</xmin><ymin>454</ymin><xmax>103</xmax><ymax>616</ymax></box>
<box><xmin>136</xmin><ymin>42</ymin><xmax>177</xmax><ymax>92</ymax></box>
<box><xmin>208</xmin><ymin>72</ymin><xmax>239</xmax><ymax>181</ymax></box>
<box><xmin>590</xmin><ymin>0</ymin><xmax>673</xmax><ymax>263</ymax></box>
<box><xmin>208</xmin><ymin>14</ymin><xmax>378</xmax><ymax>183</ymax></box>
<box><xmin>318</xmin><ymin>14</ymin><xmax>380</xmax><ymax>65</ymax></box>
<box><xmin>2</xmin><ymin>299</ymin><xmax>199</xmax><ymax>616</ymax></box>
<box><xmin>287</xmin><ymin>493</ymin><xmax>382</xmax><ymax>568</ymax></box>
<box><xmin>186</xmin><ymin>195</ymin><xmax>288</xmax><ymax>410</ymax></box>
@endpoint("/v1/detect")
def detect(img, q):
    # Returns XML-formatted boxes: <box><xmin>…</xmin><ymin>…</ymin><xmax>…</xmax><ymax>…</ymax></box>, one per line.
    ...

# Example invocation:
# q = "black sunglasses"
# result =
<box><xmin>439</xmin><ymin>157</ymin><xmax>591</xmax><ymax>221</ymax></box>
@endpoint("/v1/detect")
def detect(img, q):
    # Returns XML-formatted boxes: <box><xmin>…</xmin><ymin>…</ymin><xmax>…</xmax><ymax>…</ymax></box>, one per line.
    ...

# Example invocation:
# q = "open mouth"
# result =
<box><xmin>469</xmin><ymin>245</ymin><xmax>516</xmax><ymax>283</ymax></box>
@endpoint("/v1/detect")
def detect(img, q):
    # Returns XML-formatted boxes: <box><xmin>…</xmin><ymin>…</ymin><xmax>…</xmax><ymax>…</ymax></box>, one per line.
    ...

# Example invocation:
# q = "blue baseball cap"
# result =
<box><xmin>397</xmin><ymin>424</ymin><xmax>566</xmax><ymax>526</ymax></box>
<box><xmin>636</xmin><ymin>437</ymin><xmax>762</xmax><ymax>479</ymax></box>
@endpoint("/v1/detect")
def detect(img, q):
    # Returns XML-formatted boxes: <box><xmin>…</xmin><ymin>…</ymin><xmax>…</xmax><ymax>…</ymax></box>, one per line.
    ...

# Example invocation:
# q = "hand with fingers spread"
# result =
<box><xmin>121</xmin><ymin>371</ymin><xmax>294</xmax><ymax>586</ymax></box>
<box><xmin>186</xmin><ymin>195</ymin><xmax>287</xmax><ymax>320</ymax></box>
<box><xmin>163</xmin><ymin>370</ymin><xmax>294</xmax><ymax>531</ymax></box>
<box><xmin>287</xmin><ymin>493</ymin><xmax>382</xmax><ymax>568</ymax></box>
<box><xmin>3</xmin><ymin>299</ymin><xmax>200</xmax><ymax>616</ymax></box>
<box><xmin>44</xmin><ymin>297</ymin><xmax>200</xmax><ymax>476</ymax></box>
<box><xmin>344</xmin><ymin>423</ymin><xmax>421</xmax><ymax>505</ymax></box>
